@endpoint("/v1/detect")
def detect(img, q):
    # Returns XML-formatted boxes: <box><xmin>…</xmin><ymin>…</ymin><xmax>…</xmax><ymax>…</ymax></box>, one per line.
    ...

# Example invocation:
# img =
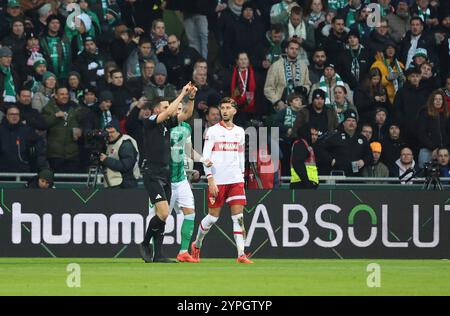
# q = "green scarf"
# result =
<box><xmin>100</xmin><ymin>110</ymin><xmax>112</xmax><ymax>129</ymax></box>
<box><xmin>349</xmin><ymin>45</ymin><xmax>362</xmax><ymax>81</ymax></box>
<box><xmin>1</xmin><ymin>65</ymin><xmax>16</xmax><ymax>103</ymax></box>
<box><xmin>383</xmin><ymin>57</ymin><xmax>404</xmax><ymax>92</ymax></box>
<box><xmin>283</xmin><ymin>107</ymin><xmax>297</xmax><ymax>129</ymax></box>
<box><xmin>417</xmin><ymin>6</ymin><xmax>431</xmax><ymax>22</ymax></box>
<box><xmin>284</xmin><ymin>56</ymin><xmax>302</xmax><ymax>97</ymax></box>
<box><xmin>331</xmin><ymin>101</ymin><xmax>350</xmax><ymax>124</ymax></box>
<box><xmin>345</xmin><ymin>8</ymin><xmax>357</xmax><ymax>27</ymax></box>
<box><xmin>319</xmin><ymin>74</ymin><xmax>344</xmax><ymax>105</ymax></box>
<box><xmin>46</xmin><ymin>36</ymin><xmax>70</xmax><ymax>78</ymax></box>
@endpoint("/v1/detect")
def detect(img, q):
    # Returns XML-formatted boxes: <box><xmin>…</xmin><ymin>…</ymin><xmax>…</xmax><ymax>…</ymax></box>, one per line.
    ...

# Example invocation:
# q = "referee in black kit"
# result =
<box><xmin>139</xmin><ymin>82</ymin><xmax>197</xmax><ymax>263</ymax></box>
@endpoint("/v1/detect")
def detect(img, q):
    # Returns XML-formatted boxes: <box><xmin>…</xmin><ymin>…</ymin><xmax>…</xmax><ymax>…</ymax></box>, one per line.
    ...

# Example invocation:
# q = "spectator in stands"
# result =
<box><xmin>79</xmin><ymin>86</ymin><xmax>98</xmax><ymax>111</ymax></box>
<box><xmin>26</xmin><ymin>168</ymin><xmax>55</xmax><ymax>189</ymax></box>
<box><xmin>417</xmin><ymin>90</ymin><xmax>450</xmax><ymax>167</ymax></box>
<box><xmin>309</xmin><ymin>62</ymin><xmax>352</xmax><ymax>107</ymax></box>
<box><xmin>74</xmin><ymin>36</ymin><xmax>107</xmax><ymax>89</ymax></box>
<box><xmin>230</xmin><ymin>52</ymin><xmax>264</xmax><ymax>124</ymax></box>
<box><xmin>437</xmin><ymin>147</ymin><xmax>450</xmax><ymax>179</ymax></box>
<box><xmin>419</xmin><ymin>61</ymin><xmax>440</xmax><ymax>93</ymax></box>
<box><xmin>381</xmin><ymin>120</ymin><xmax>407</xmax><ymax>170</ymax></box>
<box><xmin>166</xmin><ymin>0</ymin><xmax>214</xmax><ymax>60</ymax></box>
<box><xmin>32</xmin><ymin>71</ymin><xmax>57</xmax><ymax>113</ymax></box>
<box><xmin>108</xmin><ymin>69</ymin><xmax>134</xmax><ymax>120</ymax></box>
<box><xmin>371</xmin><ymin>42</ymin><xmax>405</xmax><ymax>104</ymax></box>
<box><xmin>40</xmin><ymin>15</ymin><xmax>71</xmax><ymax>80</ymax></box>
<box><xmin>192</xmin><ymin>68</ymin><xmax>221</xmax><ymax>120</ymax></box>
<box><xmin>399</xmin><ymin>16</ymin><xmax>436</xmax><ymax>69</ymax></box>
<box><xmin>302</xmin><ymin>88</ymin><xmax>338</xmax><ymax>139</ymax></box>
<box><xmin>16</xmin><ymin>87</ymin><xmax>46</xmax><ymax>131</ymax></box>
<box><xmin>42</xmin><ymin>86</ymin><xmax>84</xmax><ymax>173</ymax></box>
<box><xmin>330</xmin><ymin>85</ymin><xmax>357</xmax><ymax>124</ymax></box>
<box><xmin>361</xmin><ymin>123</ymin><xmax>373</xmax><ymax>142</ymax></box>
<box><xmin>159</xmin><ymin>34</ymin><xmax>202</xmax><ymax>90</ymax></box>
<box><xmin>308</xmin><ymin>48</ymin><xmax>327</xmax><ymax>85</ymax></box>
<box><xmin>390</xmin><ymin>146</ymin><xmax>418</xmax><ymax>184</ymax></box>
<box><xmin>3</xmin><ymin>1</ymin><xmax>24</xmax><ymax>33</ymax></box>
<box><xmin>354</xmin><ymin>68</ymin><xmax>390</xmax><ymax>122</ymax></box>
<box><xmin>78</xmin><ymin>0</ymin><xmax>101</xmax><ymax>36</ymax></box>
<box><xmin>150</xmin><ymin>19</ymin><xmax>168</xmax><ymax>56</ymax></box>
<box><xmin>327</xmin><ymin>0</ymin><xmax>347</xmax><ymax>11</ymax></box>
<box><xmin>124</xmin><ymin>36</ymin><xmax>158</xmax><ymax>80</ymax></box>
<box><xmin>1</xmin><ymin>18</ymin><xmax>26</xmax><ymax>56</ymax></box>
<box><xmin>127</xmin><ymin>60</ymin><xmax>155</xmax><ymax>98</ymax></box>
<box><xmin>261</xmin><ymin>24</ymin><xmax>286</xmax><ymax>72</ymax></box>
<box><xmin>276</xmin><ymin>93</ymin><xmax>307</xmax><ymax>175</ymax></box>
<box><xmin>321</xmin><ymin>109</ymin><xmax>373</xmax><ymax>176</ymax></box>
<box><xmin>386</xmin><ymin>1</ymin><xmax>411</xmax><ymax>44</ymax></box>
<box><xmin>143</xmin><ymin>62</ymin><xmax>177</xmax><ymax>106</ymax></box>
<box><xmin>372</xmin><ymin>107</ymin><xmax>389</xmax><ymax>142</ymax></box>
<box><xmin>436</xmin><ymin>15</ymin><xmax>449</xmax><ymax>80</ymax></box>
<box><xmin>110</xmin><ymin>24</ymin><xmax>137</xmax><ymax>69</ymax></box>
<box><xmin>270</xmin><ymin>0</ymin><xmax>299</xmax><ymax>25</ymax></box>
<box><xmin>24</xmin><ymin>58</ymin><xmax>47</xmax><ymax>93</ymax></box>
<box><xmin>65</xmin><ymin>12</ymin><xmax>96</xmax><ymax>57</ymax></box>
<box><xmin>0</xmin><ymin>46</ymin><xmax>20</xmax><ymax>108</ymax></box>
<box><xmin>361</xmin><ymin>141</ymin><xmax>390</xmax><ymax>180</ymax></box>
<box><xmin>264</xmin><ymin>39</ymin><xmax>311</xmax><ymax>111</ymax></box>
<box><xmin>338</xmin><ymin>0</ymin><xmax>362</xmax><ymax>28</ymax></box>
<box><xmin>14</xmin><ymin>31</ymin><xmax>43</xmax><ymax>86</ymax></box>
<box><xmin>0</xmin><ymin>105</ymin><xmax>46</xmax><ymax>172</ymax></box>
<box><xmin>83</xmin><ymin>90</ymin><xmax>116</xmax><ymax>133</ymax></box>
<box><xmin>285</xmin><ymin>6</ymin><xmax>316</xmax><ymax>57</ymax></box>
<box><xmin>120</xmin><ymin>0</ymin><xmax>163</xmax><ymax>37</ymax></box>
<box><xmin>322</xmin><ymin>16</ymin><xmax>348</xmax><ymax>65</ymax></box>
<box><xmin>223</xmin><ymin>2</ymin><xmax>265</xmax><ymax>68</ymax></box>
<box><xmin>304</xmin><ymin>0</ymin><xmax>327</xmax><ymax>31</ymax></box>
<box><xmin>410</xmin><ymin>0</ymin><xmax>439</xmax><ymax>29</ymax></box>
<box><xmin>348</xmin><ymin>4</ymin><xmax>371</xmax><ymax>41</ymax></box>
<box><xmin>67</xmin><ymin>71</ymin><xmax>84</xmax><ymax>104</ymax></box>
<box><xmin>340</xmin><ymin>29</ymin><xmax>373</xmax><ymax>90</ymax></box>
<box><xmin>394</xmin><ymin>67</ymin><xmax>429</xmax><ymax>147</ymax></box>
<box><xmin>408</xmin><ymin>47</ymin><xmax>429</xmax><ymax>70</ymax></box>
<box><xmin>32</xmin><ymin>3</ymin><xmax>54</xmax><ymax>37</ymax></box>
<box><xmin>366</xmin><ymin>18</ymin><xmax>396</xmax><ymax>57</ymax></box>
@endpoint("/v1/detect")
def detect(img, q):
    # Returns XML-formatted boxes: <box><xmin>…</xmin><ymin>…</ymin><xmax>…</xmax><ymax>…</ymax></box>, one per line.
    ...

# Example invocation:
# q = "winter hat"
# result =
<box><xmin>33</xmin><ymin>58</ymin><xmax>47</xmax><ymax>70</ymax></box>
<box><xmin>323</xmin><ymin>61</ymin><xmax>335</xmax><ymax>69</ymax></box>
<box><xmin>7</xmin><ymin>0</ymin><xmax>20</xmax><ymax>8</ymax></box>
<box><xmin>46</xmin><ymin>14</ymin><xmax>61</xmax><ymax>26</ymax></box>
<box><xmin>68</xmin><ymin>71</ymin><xmax>81</xmax><ymax>81</ymax></box>
<box><xmin>99</xmin><ymin>90</ymin><xmax>113</xmax><ymax>103</ymax></box>
<box><xmin>242</xmin><ymin>1</ymin><xmax>255</xmax><ymax>11</ymax></box>
<box><xmin>83</xmin><ymin>34</ymin><xmax>95</xmax><ymax>44</ymax></box>
<box><xmin>370</xmin><ymin>141</ymin><xmax>382</xmax><ymax>153</ymax></box>
<box><xmin>154</xmin><ymin>62</ymin><xmax>167</xmax><ymax>76</ymax></box>
<box><xmin>42</xmin><ymin>71</ymin><xmax>56</xmax><ymax>82</ymax></box>
<box><xmin>311</xmin><ymin>89</ymin><xmax>326</xmax><ymax>100</ymax></box>
<box><xmin>38</xmin><ymin>168</ymin><xmax>54</xmax><ymax>183</ymax></box>
<box><xmin>375</xmin><ymin>107</ymin><xmax>387</xmax><ymax>115</ymax></box>
<box><xmin>342</xmin><ymin>109</ymin><xmax>358</xmax><ymax>122</ymax></box>
<box><xmin>413</xmin><ymin>48</ymin><xmax>428</xmax><ymax>59</ymax></box>
<box><xmin>67</xmin><ymin>13</ymin><xmax>92</xmax><ymax>31</ymax></box>
<box><xmin>38</xmin><ymin>3</ymin><xmax>53</xmax><ymax>17</ymax></box>
<box><xmin>106</xmin><ymin>5</ymin><xmax>121</xmax><ymax>20</ymax></box>
<box><xmin>0</xmin><ymin>46</ymin><xmax>13</xmax><ymax>58</ymax></box>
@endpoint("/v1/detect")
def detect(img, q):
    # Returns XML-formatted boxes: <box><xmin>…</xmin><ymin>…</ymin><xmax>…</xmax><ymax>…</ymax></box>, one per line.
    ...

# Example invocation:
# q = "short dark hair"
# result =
<box><xmin>286</xmin><ymin>38</ymin><xmax>301</xmax><ymax>48</ymax></box>
<box><xmin>138</xmin><ymin>36</ymin><xmax>152</xmax><ymax>47</ymax></box>
<box><xmin>151</xmin><ymin>96</ymin><xmax>167</xmax><ymax>109</ymax></box>
<box><xmin>219</xmin><ymin>97</ymin><xmax>237</xmax><ymax>108</ymax></box>
<box><xmin>313</xmin><ymin>47</ymin><xmax>326</xmax><ymax>55</ymax></box>
<box><xmin>332</xmin><ymin>16</ymin><xmax>345</xmax><ymax>24</ymax></box>
<box><xmin>270</xmin><ymin>23</ymin><xmax>284</xmax><ymax>33</ymax></box>
<box><xmin>290</xmin><ymin>6</ymin><xmax>303</xmax><ymax>16</ymax></box>
<box><xmin>19</xmin><ymin>87</ymin><xmax>31</xmax><ymax>94</ymax></box>
<box><xmin>410</xmin><ymin>16</ymin><xmax>424</xmax><ymax>25</ymax></box>
<box><xmin>206</xmin><ymin>105</ymin><xmax>220</xmax><ymax>115</ymax></box>
<box><xmin>109</xmin><ymin>68</ymin><xmax>123</xmax><ymax>77</ymax></box>
<box><xmin>6</xmin><ymin>104</ymin><xmax>20</xmax><ymax>113</ymax></box>
<box><xmin>55</xmin><ymin>85</ymin><xmax>68</xmax><ymax>93</ymax></box>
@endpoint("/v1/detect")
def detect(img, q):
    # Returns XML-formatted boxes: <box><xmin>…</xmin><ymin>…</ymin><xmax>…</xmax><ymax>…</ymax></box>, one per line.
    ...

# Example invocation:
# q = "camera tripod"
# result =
<box><xmin>422</xmin><ymin>174</ymin><xmax>443</xmax><ymax>191</ymax></box>
<box><xmin>87</xmin><ymin>162</ymin><xmax>103</xmax><ymax>188</ymax></box>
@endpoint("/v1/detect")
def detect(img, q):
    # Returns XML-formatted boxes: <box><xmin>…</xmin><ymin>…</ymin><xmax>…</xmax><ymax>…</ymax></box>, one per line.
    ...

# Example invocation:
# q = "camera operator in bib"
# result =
<box><xmin>99</xmin><ymin>119</ymin><xmax>140</xmax><ymax>188</ymax></box>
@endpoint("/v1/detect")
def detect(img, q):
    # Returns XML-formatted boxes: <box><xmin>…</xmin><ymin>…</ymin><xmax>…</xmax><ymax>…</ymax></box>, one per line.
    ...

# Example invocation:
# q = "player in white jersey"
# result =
<box><xmin>191</xmin><ymin>97</ymin><xmax>254</xmax><ymax>264</ymax></box>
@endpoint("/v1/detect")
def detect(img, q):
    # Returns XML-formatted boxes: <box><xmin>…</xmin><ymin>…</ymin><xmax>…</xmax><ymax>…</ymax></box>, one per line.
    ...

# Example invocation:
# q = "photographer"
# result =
<box><xmin>99</xmin><ymin>119</ymin><xmax>140</xmax><ymax>188</ymax></box>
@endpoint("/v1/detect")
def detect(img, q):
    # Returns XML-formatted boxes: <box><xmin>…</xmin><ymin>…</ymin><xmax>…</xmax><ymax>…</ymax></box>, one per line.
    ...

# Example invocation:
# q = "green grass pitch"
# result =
<box><xmin>0</xmin><ymin>258</ymin><xmax>449</xmax><ymax>295</ymax></box>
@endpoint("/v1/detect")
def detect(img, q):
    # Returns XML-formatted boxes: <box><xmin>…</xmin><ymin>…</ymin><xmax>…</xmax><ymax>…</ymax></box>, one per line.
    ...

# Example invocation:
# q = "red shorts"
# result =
<box><xmin>207</xmin><ymin>182</ymin><xmax>247</xmax><ymax>208</ymax></box>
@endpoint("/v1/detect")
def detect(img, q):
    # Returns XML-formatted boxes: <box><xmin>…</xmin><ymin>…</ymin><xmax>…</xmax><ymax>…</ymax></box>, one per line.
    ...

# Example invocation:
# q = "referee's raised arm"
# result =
<box><xmin>153</xmin><ymin>83</ymin><xmax>192</xmax><ymax>124</ymax></box>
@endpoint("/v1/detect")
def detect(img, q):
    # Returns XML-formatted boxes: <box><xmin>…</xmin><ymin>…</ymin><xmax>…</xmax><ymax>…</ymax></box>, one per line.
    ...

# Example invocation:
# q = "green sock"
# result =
<box><xmin>180</xmin><ymin>213</ymin><xmax>195</xmax><ymax>253</ymax></box>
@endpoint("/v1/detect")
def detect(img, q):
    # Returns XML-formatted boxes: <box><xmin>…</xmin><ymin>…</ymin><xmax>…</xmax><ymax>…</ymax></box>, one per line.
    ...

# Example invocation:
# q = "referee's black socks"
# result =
<box><xmin>143</xmin><ymin>215</ymin><xmax>166</xmax><ymax>245</ymax></box>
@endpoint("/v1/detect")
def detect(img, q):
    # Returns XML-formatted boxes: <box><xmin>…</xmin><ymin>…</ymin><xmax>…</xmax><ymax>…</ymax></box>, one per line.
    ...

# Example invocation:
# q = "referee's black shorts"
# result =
<box><xmin>142</xmin><ymin>164</ymin><xmax>171</xmax><ymax>205</ymax></box>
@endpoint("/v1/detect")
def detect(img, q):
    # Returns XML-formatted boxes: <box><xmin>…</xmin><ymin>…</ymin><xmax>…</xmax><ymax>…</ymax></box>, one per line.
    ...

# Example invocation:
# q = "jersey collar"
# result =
<box><xmin>220</xmin><ymin>121</ymin><xmax>234</xmax><ymax>130</ymax></box>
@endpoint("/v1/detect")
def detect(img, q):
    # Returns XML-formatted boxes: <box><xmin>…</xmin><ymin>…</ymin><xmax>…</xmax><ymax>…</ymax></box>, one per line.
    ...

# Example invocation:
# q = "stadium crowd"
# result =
<box><xmin>0</xmin><ymin>0</ymin><xmax>449</xmax><ymax>187</ymax></box>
